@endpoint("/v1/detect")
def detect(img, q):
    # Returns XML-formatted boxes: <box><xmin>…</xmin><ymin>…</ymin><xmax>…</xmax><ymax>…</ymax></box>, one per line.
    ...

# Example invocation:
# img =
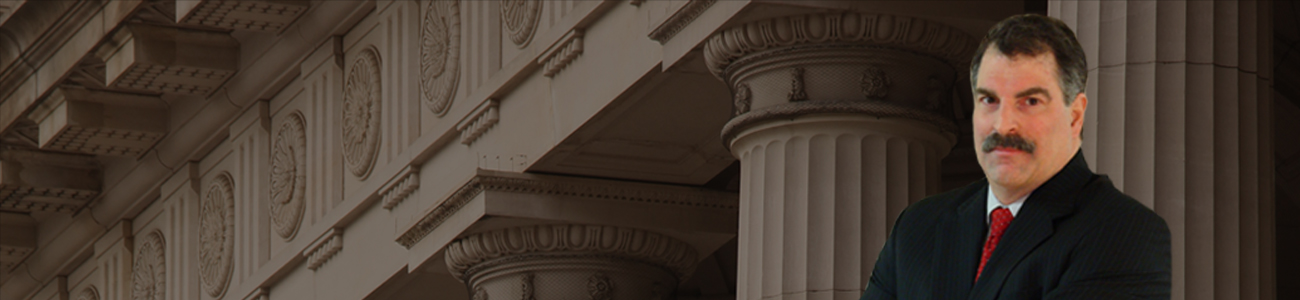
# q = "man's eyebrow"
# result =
<box><xmin>974</xmin><ymin>88</ymin><xmax>996</xmax><ymax>97</ymax></box>
<box><xmin>1015</xmin><ymin>87</ymin><xmax>1051</xmax><ymax>100</ymax></box>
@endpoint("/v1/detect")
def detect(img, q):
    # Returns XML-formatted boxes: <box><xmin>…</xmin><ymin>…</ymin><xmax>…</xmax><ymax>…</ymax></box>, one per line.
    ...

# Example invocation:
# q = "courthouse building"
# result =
<box><xmin>1</xmin><ymin>1</ymin><xmax>1296</xmax><ymax>300</ymax></box>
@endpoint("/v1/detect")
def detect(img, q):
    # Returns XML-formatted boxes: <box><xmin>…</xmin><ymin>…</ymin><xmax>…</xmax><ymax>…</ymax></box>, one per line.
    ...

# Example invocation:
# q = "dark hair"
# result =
<box><xmin>970</xmin><ymin>14</ymin><xmax>1087</xmax><ymax>104</ymax></box>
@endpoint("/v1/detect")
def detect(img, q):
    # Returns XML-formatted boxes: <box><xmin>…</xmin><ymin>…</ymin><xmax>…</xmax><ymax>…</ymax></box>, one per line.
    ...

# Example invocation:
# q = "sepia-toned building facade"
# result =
<box><xmin>1</xmin><ymin>1</ymin><xmax>1296</xmax><ymax>300</ymax></box>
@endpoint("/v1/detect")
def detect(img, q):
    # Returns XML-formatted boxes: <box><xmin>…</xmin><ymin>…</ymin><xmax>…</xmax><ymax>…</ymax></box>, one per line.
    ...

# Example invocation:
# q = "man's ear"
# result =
<box><xmin>1070</xmin><ymin>93</ymin><xmax>1087</xmax><ymax>136</ymax></box>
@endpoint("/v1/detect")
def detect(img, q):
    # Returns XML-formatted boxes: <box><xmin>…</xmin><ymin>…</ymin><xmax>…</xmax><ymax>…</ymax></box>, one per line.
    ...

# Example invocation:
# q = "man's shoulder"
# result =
<box><xmin>1076</xmin><ymin>175</ymin><xmax>1169</xmax><ymax>229</ymax></box>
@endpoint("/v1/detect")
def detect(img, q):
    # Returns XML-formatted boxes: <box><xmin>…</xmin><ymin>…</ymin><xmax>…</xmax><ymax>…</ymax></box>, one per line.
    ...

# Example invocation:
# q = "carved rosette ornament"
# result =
<box><xmin>733</xmin><ymin>83</ymin><xmax>751</xmax><ymax>116</ymax></box>
<box><xmin>421</xmin><ymin>0</ymin><xmax>460</xmax><ymax>116</ymax></box>
<box><xmin>271</xmin><ymin>112</ymin><xmax>307</xmax><ymax>240</ymax></box>
<box><xmin>521</xmin><ymin>273</ymin><xmax>536</xmax><ymax>300</ymax></box>
<box><xmin>133</xmin><ymin>231</ymin><xmax>165</xmax><ymax>300</ymax></box>
<box><xmin>343</xmin><ymin>48</ymin><xmax>382</xmax><ymax>179</ymax></box>
<box><xmin>446</xmin><ymin>225</ymin><xmax>698</xmax><ymax>300</ymax></box>
<box><xmin>200</xmin><ymin>172</ymin><xmax>235</xmax><ymax>298</ymax></box>
<box><xmin>587</xmin><ymin>273</ymin><xmax>613</xmax><ymax>300</ymax></box>
<box><xmin>702</xmin><ymin>13</ymin><xmax>977</xmax><ymax>144</ymax></box>
<box><xmin>501</xmin><ymin>0</ymin><xmax>541</xmax><ymax>47</ymax></box>
<box><xmin>77</xmin><ymin>286</ymin><xmax>99</xmax><ymax>300</ymax></box>
<box><xmin>860</xmin><ymin>66</ymin><xmax>891</xmax><ymax>99</ymax></box>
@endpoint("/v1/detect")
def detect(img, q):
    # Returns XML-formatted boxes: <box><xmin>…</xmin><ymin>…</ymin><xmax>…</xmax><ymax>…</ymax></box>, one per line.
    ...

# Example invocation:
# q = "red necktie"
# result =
<box><xmin>977</xmin><ymin>207</ymin><xmax>1013</xmax><ymax>281</ymax></box>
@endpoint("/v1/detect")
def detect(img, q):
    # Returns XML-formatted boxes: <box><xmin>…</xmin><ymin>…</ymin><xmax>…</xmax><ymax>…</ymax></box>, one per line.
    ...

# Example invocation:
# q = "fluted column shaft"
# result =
<box><xmin>704</xmin><ymin>13</ymin><xmax>974</xmax><ymax>300</ymax></box>
<box><xmin>731</xmin><ymin>116</ymin><xmax>952</xmax><ymax>300</ymax></box>
<box><xmin>1051</xmin><ymin>1</ymin><xmax>1274</xmax><ymax>300</ymax></box>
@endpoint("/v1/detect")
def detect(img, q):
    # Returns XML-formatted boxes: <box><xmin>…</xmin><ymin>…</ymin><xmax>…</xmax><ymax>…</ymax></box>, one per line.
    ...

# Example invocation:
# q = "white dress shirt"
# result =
<box><xmin>987</xmin><ymin>187</ymin><xmax>1029</xmax><ymax>225</ymax></box>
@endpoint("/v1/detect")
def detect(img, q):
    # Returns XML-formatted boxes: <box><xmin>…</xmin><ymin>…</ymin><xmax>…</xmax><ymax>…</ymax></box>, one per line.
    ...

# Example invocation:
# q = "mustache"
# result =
<box><xmin>981</xmin><ymin>132</ymin><xmax>1036</xmax><ymax>153</ymax></box>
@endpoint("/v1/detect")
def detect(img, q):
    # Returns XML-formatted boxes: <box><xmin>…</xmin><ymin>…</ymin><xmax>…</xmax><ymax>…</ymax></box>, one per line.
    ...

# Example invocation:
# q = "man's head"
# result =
<box><xmin>970</xmin><ymin>14</ymin><xmax>1088</xmax><ymax>198</ymax></box>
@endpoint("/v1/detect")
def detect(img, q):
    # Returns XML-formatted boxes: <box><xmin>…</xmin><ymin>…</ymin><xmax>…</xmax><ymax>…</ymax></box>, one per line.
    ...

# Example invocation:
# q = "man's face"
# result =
<box><xmin>972</xmin><ymin>47</ymin><xmax>1086</xmax><ymax>193</ymax></box>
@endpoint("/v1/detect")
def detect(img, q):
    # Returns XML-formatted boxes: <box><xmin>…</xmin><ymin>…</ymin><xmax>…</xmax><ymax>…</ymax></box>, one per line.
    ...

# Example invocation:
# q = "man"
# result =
<box><xmin>859</xmin><ymin>14</ymin><xmax>1171</xmax><ymax>300</ymax></box>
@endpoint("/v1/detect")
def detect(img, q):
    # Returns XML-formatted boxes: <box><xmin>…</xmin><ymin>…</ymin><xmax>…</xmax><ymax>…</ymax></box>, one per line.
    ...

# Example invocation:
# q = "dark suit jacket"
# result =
<box><xmin>861</xmin><ymin>151</ymin><xmax>1171</xmax><ymax>300</ymax></box>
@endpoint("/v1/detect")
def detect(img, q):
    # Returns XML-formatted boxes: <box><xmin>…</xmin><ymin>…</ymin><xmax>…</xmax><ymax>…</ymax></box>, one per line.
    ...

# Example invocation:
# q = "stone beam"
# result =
<box><xmin>0</xmin><ymin>212</ymin><xmax>35</xmax><ymax>282</ymax></box>
<box><xmin>102</xmin><ymin>23</ymin><xmax>239</xmax><ymax>96</ymax></box>
<box><xmin>176</xmin><ymin>0</ymin><xmax>308</xmax><ymax>32</ymax></box>
<box><xmin>27</xmin><ymin>87</ymin><xmax>167</xmax><ymax>157</ymax></box>
<box><xmin>0</xmin><ymin>149</ymin><xmax>100</xmax><ymax>214</ymax></box>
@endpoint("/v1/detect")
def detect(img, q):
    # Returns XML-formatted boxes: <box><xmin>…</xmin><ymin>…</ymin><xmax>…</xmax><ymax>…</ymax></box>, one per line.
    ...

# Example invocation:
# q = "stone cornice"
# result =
<box><xmin>703</xmin><ymin>13</ymin><xmax>977</xmax><ymax>79</ymax></box>
<box><xmin>648</xmin><ymin>0</ymin><xmax>716</xmax><ymax>43</ymax></box>
<box><xmin>395</xmin><ymin>171</ymin><xmax>738</xmax><ymax>248</ymax></box>
<box><xmin>721</xmin><ymin>99</ymin><xmax>959</xmax><ymax>146</ymax></box>
<box><xmin>444</xmin><ymin>224</ymin><xmax>699</xmax><ymax>282</ymax></box>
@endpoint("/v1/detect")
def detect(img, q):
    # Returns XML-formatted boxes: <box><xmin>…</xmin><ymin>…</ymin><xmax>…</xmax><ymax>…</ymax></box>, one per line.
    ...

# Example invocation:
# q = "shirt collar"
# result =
<box><xmin>987</xmin><ymin>187</ymin><xmax>1029</xmax><ymax>224</ymax></box>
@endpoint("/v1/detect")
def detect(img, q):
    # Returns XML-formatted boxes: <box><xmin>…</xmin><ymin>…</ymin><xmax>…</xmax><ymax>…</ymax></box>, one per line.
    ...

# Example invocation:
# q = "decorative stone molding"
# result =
<box><xmin>629</xmin><ymin>0</ymin><xmax>645</xmax><ymax>7</ymax></box>
<box><xmin>648</xmin><ymin>0</ymin><xmax>716</xmax><ymax>43</ymax></box>
<box><xmin>787</xmin><ymin>67</ymin><xmax>808</xmax><ymax>102</ymax></box>
<box><xmin>588</xmin><ymin>272</ymin><xmax>614</xmax><ymax>300</ymax></box>
<box><xmin>721</xmin><ymin>100</ymin><xmax>959</xmax><ymax>147</ymax></box>
<box><xmin>342</xmin><ymin>47</ymin><xmax>382</xmax><ymax>179</ymax></box>
<box><xmin>396</xmin><ymin>172</ymin><xmax>737</xmax><ymax>248</ymax></box>
<box><xmin>271</xmin><ymin>111</ymin><xmax>307</xmax><ymax>239</ymax></box>
<box><xmin>0</xmin><ymin>150</ymin><xmax>100</xmax><ymax>213</ymax></box>
<box><xmin>380</xmin><ymin>166</ymin><xmax>419</xmax><ymax>210</ymax></box>
<box><xmin>133</xmin><ymin>230</ymin><xmax>165</xmax><ymax>300</ymax></box>
<box><xmin>501</xmin><ymin>0</ymin><xmax>542</xmax><ymax>47</ymax></box>
<box><xmin>521</xmin><ymin>273</ymin><xmax>536</xmax><ymax>300</ymax></box>
<box><xmin>75</xmin><ymin>286</ymin><xmax>98</xmax><ymax>300</ymax></box>
<box><xmin>304</xmin><ymin>228</ymin><xmax>342</xmax><ymax>270</ymax></box>
<box><xmin>539</xmin><ymin>30</ymin><xmax>583</xmax><ymax>77</ymax></box>
<box><xmin>242</xmin><ymin>287</ymin><xmax>269</xmax><ymax>300</ymax></box>
<box><xmin>200</xmin><ymin>172</ymin><xmax>235</xmax><ymax>298</ymax></box>
<box><xmin>703</xmin><ymin>28</ymin><xmax>968</xmax><ymax>144</ymax></box>
<box><xmin>860</xmin><ymin>66</ymin><xmax>891</xmax><ymax>99</ymax></box>
<box><xmin>421</xmin><ymin>0</ymin><xmax>460</xmax><ymax>116</ymax></box>
<box><xmin>472</xmin><ymin>286</ymin><xmax>488</xmax><ymax>300</ymax></box>
<box><xmin>445</xmin><ymin>225</ymin><xmax>695</xmax><ymax>300</ymax></box>
<box><xmin>456</xmin><ymin>99</ymin><xmax>499</xmax><ymax>146</ymax></box>
<box><xmin>446</xmin><ymin>225</ymin><xmax>698</xmax><ymax>281</ymax></box>
<box><xmin>103</xmin><ymin>24</ymin><xmax>239</xmax><ymax>95</ymax></box>
<box><xmin>702</xmin><ymin>13</ymin><xmax>977</xmax><ymax>79</ymax></box>
<box><xmin>177</xmin><ymin>0</ymin><xmax>309</xmax><ymax>32</ymax></box>
<box><xmin>732</xmin><ymin>83</ymin><xmax>751</xmax><ymax>116</ymax></box>
<box><xmin>26</xmin><ymin>87</ymin><xmax>167</xmax><ymax>157</ymax></box>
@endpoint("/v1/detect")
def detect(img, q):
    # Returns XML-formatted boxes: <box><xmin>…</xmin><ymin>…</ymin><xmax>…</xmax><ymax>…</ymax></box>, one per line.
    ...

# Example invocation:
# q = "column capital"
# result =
<box><xmin>703</xmin><ymin>13</ymin><xmax>978</xmax><ymax>80</ymax></box>
<box><xmin>445</xmin><ymin>224</ymin><xmax>699</xmax><ymax>283</ymax></box>
<box><xmin>703</xmin><ymin>13</ymin><xmax>977</xmax><ymax>144</ymax></box>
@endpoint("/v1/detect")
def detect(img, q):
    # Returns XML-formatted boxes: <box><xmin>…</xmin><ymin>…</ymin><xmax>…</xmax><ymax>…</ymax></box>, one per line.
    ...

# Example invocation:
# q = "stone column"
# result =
<box><xmin>703</xmin><ymin>13</ymin><xmax>975</xmax><ymax>300</ymax></box>
<box><xmin>444</xmin><ymin>224</ymin><xmax>699</xmax><ymax>300</ymax></box>
<box><xmin>1050</xmin><ymin>1</ymin><xmax>1274</xmax><ymax>300</ymax></box>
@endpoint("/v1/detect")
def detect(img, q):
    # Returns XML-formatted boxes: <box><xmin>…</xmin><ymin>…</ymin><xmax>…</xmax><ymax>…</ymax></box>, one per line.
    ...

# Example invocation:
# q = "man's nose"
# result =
<box><xmin>992</xmin><ymin>103</ymin><xmax>1019</xmax><ymax>134</ymax></box>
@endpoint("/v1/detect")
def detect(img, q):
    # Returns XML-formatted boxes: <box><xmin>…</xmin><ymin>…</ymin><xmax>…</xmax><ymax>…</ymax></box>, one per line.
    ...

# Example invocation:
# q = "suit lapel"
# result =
<box><xmin>969</xmin><ymin>152</ymin><xmax>1095</xmax><ymax>299</ymax></box>
<box><xmin>935</xmin><ymin>183</ymin><xmax>986</xmax><ymax>299</ymax></box>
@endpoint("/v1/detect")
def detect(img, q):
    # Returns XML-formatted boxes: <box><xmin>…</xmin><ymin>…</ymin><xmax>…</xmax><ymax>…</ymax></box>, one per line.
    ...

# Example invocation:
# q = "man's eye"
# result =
<box><xmin>1025</xmin><ymin>98</ymin><xmax>1041</xmax><ymax>105</ymax></box>
<box><xmin>979</xmin><ymin>96</ymin><xmax>997</xmax><ymax>104</ymax></box>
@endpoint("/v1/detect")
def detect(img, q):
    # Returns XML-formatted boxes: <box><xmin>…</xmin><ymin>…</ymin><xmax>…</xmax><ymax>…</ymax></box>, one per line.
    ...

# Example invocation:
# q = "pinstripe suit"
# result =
<box><xmin>861</xmin><ymin>151</ymin><xmax>1171</xmax><ymax>300</ymax></box>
